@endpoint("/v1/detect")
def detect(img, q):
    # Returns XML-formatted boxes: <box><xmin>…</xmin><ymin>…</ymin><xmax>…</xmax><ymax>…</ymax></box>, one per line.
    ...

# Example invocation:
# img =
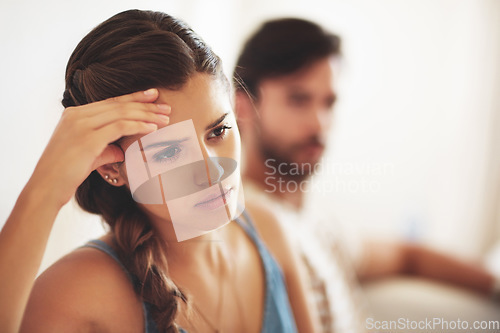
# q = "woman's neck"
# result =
<box><xmin>135</xmin><ymin>203</ymin><xmax>237</xmax><ymax>271</ymax></box>
<box><xmin>150</xmin><ymin>212</ymin><xmax>236</xmax><ymax>270</ymax></box>
<box><xmin>162</xmin><ymin>228</ymin><xmax>229</xmax><ymax>266</ymax></box>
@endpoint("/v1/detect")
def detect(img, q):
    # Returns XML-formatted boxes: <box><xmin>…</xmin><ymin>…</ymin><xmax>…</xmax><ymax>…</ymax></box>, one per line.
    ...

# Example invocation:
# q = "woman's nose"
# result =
<box><xmin>194</xmin><ymin>157</ymin><xmax>224</xmax><ymax>187</ymax></box>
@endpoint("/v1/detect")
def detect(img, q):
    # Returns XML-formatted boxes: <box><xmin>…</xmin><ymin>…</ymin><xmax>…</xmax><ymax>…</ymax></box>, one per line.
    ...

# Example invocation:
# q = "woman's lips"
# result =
<box><xmin>194</xmin><ymin>187</ymin><xmax>233</xmax><ymax>210</ymax></box>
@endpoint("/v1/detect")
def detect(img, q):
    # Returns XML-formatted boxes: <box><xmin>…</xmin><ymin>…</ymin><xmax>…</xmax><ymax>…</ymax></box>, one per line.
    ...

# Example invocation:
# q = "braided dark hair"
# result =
<box><xmin>63</xmin><ymin>10</ymin><xmax>223</xmax><ymax>332</ymax></box>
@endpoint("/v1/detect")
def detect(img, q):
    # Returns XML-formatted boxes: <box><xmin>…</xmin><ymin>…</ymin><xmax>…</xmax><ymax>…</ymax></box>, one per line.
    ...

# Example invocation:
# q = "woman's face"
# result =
<box><xmin>118</xmin><ymin>73</ymin><xmax>243</xmax><ymax>241</ymax></box>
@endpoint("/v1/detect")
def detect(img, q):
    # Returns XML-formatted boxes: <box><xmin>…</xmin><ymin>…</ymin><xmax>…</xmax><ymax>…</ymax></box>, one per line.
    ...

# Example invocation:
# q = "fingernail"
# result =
<box><xmin>146</xmin><ymin>123</ymin><xmax>158</xmax><ymax>130</ymax></box>
<box><xmin>157</xmin><ymin>114</ymin><xmax>169</xmax><ymax>123</ymax></box>
<box><xmin>144</xmin><ymin>88</ymin><xmax>157</xmax><ymax>95</ymax></box>
<box><xmin>157</xmin><ymin>104</ymin><xmax>171</xmax><ymax>111</ymax></box>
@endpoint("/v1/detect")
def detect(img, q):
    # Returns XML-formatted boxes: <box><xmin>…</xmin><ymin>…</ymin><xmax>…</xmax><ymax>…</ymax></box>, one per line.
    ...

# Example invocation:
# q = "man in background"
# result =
<box><xmin>233</xmin><ymin>18</ymin><xmax>498</xmax><ymax>333</ymax></box>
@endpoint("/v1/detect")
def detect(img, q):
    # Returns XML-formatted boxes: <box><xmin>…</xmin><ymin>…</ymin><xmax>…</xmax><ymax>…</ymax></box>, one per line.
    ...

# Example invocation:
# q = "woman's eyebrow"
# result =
<box><xmin>142</xmin><ymin>137</ymin><xmax>189</xmax><ymax>150</ymax></box>
<box><xmin>205</xmin><ymin>113</ymin><xmax>228</xmax><ymax>130</ymax></box>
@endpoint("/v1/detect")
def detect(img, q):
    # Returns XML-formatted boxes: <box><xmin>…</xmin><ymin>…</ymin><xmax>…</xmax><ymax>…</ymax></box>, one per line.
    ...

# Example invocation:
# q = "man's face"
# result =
<box><xmin>255</xmin><ymin>57</ymin><xmax>337</xmax><ymax>179</ymax></box>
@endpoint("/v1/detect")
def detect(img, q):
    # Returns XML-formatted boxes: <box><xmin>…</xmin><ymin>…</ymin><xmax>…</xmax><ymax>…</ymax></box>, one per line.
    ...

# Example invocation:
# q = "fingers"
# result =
<box><xmin>72</xmin><ymin>88</ymin><xmax>167</xmax><ymax>119</ymax></box>
<box><xmin>59</xmin><ymin>88</ymin><xmax>172</xmax><ymax>172</ymax></box>
<box><xmin>62</xmin><ymin>87</ymin><xmax>171</xmax><ymax>141</ymax></box>
<box><xmin>88</xmin><ymin>102</ymin><xmax>171</xmax><ymax>130</ymax></box>
<box><xmin>114</xmin><ymin>88</ymin><xmax>159</xmax><ymax>103</ymax></box>
<box><xmin>91</xmin><ymin>120</ymin><xmax>159</xmax><ymax>155</ymax></box>
<box><xmin>111</xmin><ymin>88</ymin><xmax>160</xmax><ymax>103</ymax></box>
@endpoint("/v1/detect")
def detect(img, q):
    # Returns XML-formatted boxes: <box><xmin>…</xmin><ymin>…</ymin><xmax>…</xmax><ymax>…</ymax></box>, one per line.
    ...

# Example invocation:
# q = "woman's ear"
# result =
<box><xmin>96</xmin><ymin>162</ymin><xmax>126</xmax><ymax>186</ymax></box>
<box><xmin>94</xmin><ymin>143</ymin><xmax>126</xmax><ymax>186</ymax></box>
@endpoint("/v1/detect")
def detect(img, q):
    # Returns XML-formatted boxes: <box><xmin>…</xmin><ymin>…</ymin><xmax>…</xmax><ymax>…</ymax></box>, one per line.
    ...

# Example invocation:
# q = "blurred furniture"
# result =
<box><xmin>362</xmin><ymin>277</ymin><xmax>500</xmax><ymax>332</ymax></box>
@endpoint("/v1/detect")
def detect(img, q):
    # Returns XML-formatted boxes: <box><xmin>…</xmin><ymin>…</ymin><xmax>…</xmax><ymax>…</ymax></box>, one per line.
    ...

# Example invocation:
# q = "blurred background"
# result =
<box><xmin>1</xmin><ymin>0</ymin><xmax>499</xmax><ymax>329</ymax></box>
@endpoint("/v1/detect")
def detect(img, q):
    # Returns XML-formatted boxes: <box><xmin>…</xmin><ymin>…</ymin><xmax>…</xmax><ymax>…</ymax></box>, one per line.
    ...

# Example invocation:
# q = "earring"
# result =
<box><xmin>104</xmin><ymin>175</ymin><xmax>118</xmax><ymax>184</ymax></box>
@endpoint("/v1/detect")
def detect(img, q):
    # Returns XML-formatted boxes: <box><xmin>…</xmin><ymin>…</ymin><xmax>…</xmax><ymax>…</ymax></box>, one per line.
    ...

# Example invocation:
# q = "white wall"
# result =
<box><xmin>1</xmin><ymin>0</ymin><xmax>499</xmax><ymax>273</ymax></box>
<box><xmin>307</xmin><ymin>0</ymin><xmax>500</xmax><ymax>258</ymax></box>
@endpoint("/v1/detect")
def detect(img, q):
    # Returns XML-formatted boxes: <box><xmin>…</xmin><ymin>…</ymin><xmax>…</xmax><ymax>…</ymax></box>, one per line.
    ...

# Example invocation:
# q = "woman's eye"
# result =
<box><xmin>153</xmin><ymin>145</ymin><xmax>182</xmax><ymax>163</ymax></box>
<box><xmin>208</xmin><ymin>125</ymin><xmax>232</xmax><ymax>140</ymax></box>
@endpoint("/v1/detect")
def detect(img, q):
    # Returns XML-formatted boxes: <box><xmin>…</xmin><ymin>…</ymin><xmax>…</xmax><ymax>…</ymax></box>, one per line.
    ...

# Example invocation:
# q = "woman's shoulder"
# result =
<box><xmin>245</xmin><ymin>201</ymin><xmax>286</xmax><ymax>238</ymax></box>
<box><xmin>244</xmin><ymin>201</ymin><xmax>295</xmax><ymax>274</ymax></box>
<box><xmin>20</xmin><ymin>237</ymin><xmax>144</xmax><ymax>333</ymax></box>
<box><xmin>35</xmin><ymin>239</ymin><xmax>136</xmax><ymax>296</ymax></box>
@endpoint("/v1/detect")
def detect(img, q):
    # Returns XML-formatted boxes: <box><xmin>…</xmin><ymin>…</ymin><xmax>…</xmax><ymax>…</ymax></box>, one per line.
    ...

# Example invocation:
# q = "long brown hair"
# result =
<box><xmin>62</xmin><ymin>9</ymin><xmax>223</xmax><ymax>332</ymax></box>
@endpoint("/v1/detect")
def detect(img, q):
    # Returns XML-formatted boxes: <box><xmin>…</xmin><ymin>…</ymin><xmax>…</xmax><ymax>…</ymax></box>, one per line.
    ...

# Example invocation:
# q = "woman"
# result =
<box><xmin>0</xmin><ymin>9</ymin><xmax>317</xmax><ymax>333</ymax></box>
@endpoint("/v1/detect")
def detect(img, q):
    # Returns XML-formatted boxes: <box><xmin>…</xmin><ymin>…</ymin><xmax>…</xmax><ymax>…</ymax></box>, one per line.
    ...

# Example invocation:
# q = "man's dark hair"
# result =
<box><xmin>233</xmin><ymin>18</ymin><xmax>341</xmax><ymax>98</ymax></box>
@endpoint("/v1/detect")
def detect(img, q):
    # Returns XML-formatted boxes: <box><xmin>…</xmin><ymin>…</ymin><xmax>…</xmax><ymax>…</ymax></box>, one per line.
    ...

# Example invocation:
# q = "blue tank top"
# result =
<box><xmin>82</xmin><ymin>210</ymin><xmax>298</xmax><ymax>333</ymax></box>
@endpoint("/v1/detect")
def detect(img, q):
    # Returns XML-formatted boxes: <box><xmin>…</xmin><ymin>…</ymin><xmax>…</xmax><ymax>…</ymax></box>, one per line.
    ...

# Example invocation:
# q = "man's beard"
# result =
<box><xmin>257</xmin><ymin>130</ymin><xmax>324</xmax><ymax>182</ymax></box>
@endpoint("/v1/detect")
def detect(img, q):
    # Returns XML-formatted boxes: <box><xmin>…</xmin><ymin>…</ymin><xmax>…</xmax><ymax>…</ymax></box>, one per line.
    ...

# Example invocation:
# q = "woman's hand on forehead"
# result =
<box><xmin>31</xmin><ymin>88</ymin><xmax>172</xmax><ymax>208</ymax></box>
